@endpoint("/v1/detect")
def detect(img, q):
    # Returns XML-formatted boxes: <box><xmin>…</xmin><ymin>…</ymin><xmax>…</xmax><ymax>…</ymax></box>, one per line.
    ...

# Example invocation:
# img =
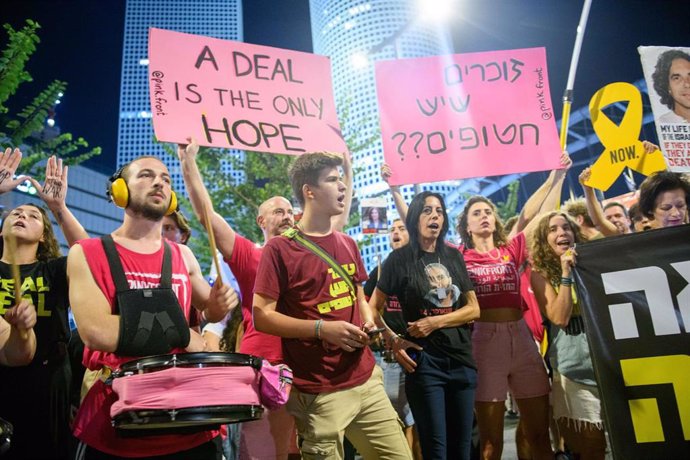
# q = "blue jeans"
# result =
<box><xmin>375</xmin><ymin>354</ymin><xmax>415</xmax><ymax>427</ymax></box>
<box><xmin>405</xmin><ymin>348</ymin><xmax>476</xmax><ymax>460</ymax></box>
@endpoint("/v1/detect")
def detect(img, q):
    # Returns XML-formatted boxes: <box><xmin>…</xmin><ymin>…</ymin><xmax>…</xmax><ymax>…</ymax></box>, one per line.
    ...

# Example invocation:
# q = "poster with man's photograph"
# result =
<box><xmin>360</xmin><ymin>197</ymin><xmax>388</xmax><ymax>234</ymax></box>
<box><xmin>639</xmin><ymin>46</ymin><xmax>690</xmax><ymax>171</ymax></box>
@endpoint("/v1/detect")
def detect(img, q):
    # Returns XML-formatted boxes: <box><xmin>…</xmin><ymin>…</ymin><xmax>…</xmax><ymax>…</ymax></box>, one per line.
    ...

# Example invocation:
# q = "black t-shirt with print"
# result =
<box><xmin>364</xmin><ymin>266</ymin><xmax>407</xmax><ymax>335</ymax></box>
<box><xmin>377</xmin><ymin>245</ymin><xmax>476</xmax><ymax>369</ymax></box>
<box><xmin>0</xmin><ymin>258</ymin><xmax>72</xmax><ymax>460</ymax></box>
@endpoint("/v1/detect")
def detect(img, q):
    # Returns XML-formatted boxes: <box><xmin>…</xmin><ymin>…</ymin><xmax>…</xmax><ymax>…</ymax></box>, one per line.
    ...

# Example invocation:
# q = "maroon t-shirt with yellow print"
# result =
<box><xmin>254</xmin><ymin>231</ymin><xmax>373</xmax><ymax>394</ymax></box>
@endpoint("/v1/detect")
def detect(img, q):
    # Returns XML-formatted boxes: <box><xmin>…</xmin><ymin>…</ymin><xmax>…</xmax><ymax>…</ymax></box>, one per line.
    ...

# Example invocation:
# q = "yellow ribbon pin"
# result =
<box><xmin>585</xmin><ymin>82</ymin><xmax>667</xmax><ymax>191</ymax></box>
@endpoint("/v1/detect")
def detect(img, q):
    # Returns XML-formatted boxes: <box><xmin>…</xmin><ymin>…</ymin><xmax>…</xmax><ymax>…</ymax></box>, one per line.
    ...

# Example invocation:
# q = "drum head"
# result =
<box><xmin>118</xmin><ymin>352</ymin><xmax>262</xmax><ymax>375</ymax></box>
<box><xmin>113</xmin><ymin>404</ymin><xmax>264</xmax><ymax>436</ymax></box>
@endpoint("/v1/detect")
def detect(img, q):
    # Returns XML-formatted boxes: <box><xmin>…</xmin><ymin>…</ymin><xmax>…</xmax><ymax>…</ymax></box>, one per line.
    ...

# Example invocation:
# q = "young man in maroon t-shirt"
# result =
<box><xmin>253</xmin><ymin>152</ymin><xmax>412</xmax><ymax>460</ymax></box>
<box><xmin>178</xmin><ymin>139</ymin><xmax>353</xmax><ymax>459</ymax></box>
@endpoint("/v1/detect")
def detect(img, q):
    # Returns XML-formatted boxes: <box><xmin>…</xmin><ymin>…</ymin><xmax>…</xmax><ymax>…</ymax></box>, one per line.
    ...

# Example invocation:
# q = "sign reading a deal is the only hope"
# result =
<box><xmin>147</xmin><ymin>28</ymin><xmax>347</xmax><ymax>155</ymax></box>
<box><xmin>375</xmin><ymin>47</ymin><xmax>563</xmax><ymax>185</ymax></box>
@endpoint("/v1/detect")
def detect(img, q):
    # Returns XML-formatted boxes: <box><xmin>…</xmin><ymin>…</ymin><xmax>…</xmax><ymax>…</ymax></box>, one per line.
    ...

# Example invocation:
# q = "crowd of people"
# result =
<box><xmin>0</xmin><ymin>135</ymin><xmax>687</xmax><ymax>460</ymax></box>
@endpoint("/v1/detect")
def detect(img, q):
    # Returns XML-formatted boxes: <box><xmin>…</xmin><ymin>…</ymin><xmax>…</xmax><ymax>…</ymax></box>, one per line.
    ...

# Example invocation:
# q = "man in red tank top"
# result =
<box><xmin>67</xmin><ymin>156</ymin><xmax>238</xmax><ymax>459</ymax></box>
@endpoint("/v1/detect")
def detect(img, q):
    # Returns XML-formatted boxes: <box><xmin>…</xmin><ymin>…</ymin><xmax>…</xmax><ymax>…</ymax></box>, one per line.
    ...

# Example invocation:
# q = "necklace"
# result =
<box><xmin>486</xmin><ymin>247</ymin><xmax>502</xmax><ymax>260</ymax></box>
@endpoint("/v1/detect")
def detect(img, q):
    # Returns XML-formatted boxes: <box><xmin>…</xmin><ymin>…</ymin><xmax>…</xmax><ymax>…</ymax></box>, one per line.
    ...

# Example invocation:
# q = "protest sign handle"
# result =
<box><xmin>560</xmin><ymin>0</ymin><xmax>593</xmax><ymax>150</ymax></box>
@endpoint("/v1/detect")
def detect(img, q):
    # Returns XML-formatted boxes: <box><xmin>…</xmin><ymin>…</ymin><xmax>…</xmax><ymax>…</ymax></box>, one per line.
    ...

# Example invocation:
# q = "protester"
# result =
<box><xmin>627</xmin><ymin>203</ymin><xmax>656</xmax><ymax>231</ymax></box>
<box><xmin>638</xmin><ymin>170</ymin><xmax>690</xmax><ymax>227</ymax></box>
<box><xmin>562</xmin><ymin>198</ymin><xmax>602</xmax><ymax>240</ymax></box>
<box><xmin>0</xmin><ymin>149</ymin><xmax>90</xmax><ymax>460</ymax></box>
<box><xmin>68</xmin><ymin>155</ymin><xmax>238</xmax><ymax>458</ymax></box>
<box><xmin>160</xmin><ymin>209</ymin><xmax>207</xmax><ymax>334</ymax></box>
<box><xmin>455</xmin><ymin>154</ymin><xmax>571</xmax><ymax>460</ymax></box>
<box><xmin>179</xmin><ymin>140</ymin><xmax>352</xmax><ymax>460</ymax></box>
<box><xmin>530</xmin><ymin>211</ymin><xmax>606</xmax><ymax>459</ymax></box>
<box><xmin>577</xmin><ymin>141</ymin><xmax>661</xmax><ymax>236</ymax></box>
<box><xmin>162</xmin><ymin>209</ymin><xmax>191</xmax><ymax>244</ymax></box>
<box><xmin>362</xmin><ymin>218</ymin><xmax>422</xmax><ymax>459</ymax></box>
<box><xmin>253</xmin><ymin>152</ymin><xmax>412</xmax><ymax>459</ymax></box>
<box><xmin>369</xmin><ymin>192</ymin><xmax>480</xmax><ymax>459</ymax></box>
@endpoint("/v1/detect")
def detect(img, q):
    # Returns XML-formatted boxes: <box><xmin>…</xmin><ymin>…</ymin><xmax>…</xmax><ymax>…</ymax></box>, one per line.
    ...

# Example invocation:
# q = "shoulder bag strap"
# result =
<box><xmin>282</xmin><ymin>227</ymin><xmax>357</xmax><ymax>305</ymax></box>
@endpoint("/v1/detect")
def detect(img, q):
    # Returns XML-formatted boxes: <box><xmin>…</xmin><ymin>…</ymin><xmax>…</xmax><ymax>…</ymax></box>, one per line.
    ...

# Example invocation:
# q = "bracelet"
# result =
<box><xmin>386</xmin><ymin>333</ymin><xmax>402</xmax><ymax>347</ymax></box>
<box><xmin>560</xmin><ymin>276</ymin><xmax>573</xmax><ymax>286</ymax></box>
<box><xmin>314</xmin><ymin>319</ymin><xmax>323</xmax><ymax>339</ymax></box>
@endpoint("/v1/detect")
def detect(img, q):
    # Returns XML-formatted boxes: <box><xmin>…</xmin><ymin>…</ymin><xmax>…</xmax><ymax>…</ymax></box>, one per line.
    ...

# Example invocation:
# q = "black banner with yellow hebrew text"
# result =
<box><xmin>574</xmin><ymin>224</ymin><xmax>690</xmax><ymax>459</ymax></box>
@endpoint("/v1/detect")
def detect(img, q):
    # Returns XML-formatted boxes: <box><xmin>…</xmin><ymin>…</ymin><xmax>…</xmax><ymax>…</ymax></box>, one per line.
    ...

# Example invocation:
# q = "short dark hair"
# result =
<box><xmin>603</xmin><ymin>201</ymin><xmax>628</xmax><ymax>218</ymax></box>
<box><xmin>288</xmin><ymin>152</ymin><xmax>343</xmax><ymax>207</ymax></box>
<box><xmin>652</xmin><ymin>49</ymin><xmax>690</xmax><ymax>110</ymax></box>
<box><xmin>638</xmin><ymin>171</ymin><xmax>690</xmax><ymax>218</ymax></box>
<box><xmin>628</xmin><ymin>202</ymin><xmax>643</xmax><ymax>222</ymax></box>
<box><xmin>119</xmin><ymin>155</ymin><xmax>162</xmax><ymax>182</ymax></box>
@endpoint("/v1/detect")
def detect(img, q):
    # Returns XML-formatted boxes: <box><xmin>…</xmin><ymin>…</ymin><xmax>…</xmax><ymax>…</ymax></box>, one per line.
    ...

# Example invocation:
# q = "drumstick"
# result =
<box><xmin>202</xmin><ymin>203</ymin><xmax>224</xmax><ymax>287</ymax></box>
<box><xmin>5</xmin><ymin>231</ymin><xmax>28</xmax><ymax>340</ymax></box>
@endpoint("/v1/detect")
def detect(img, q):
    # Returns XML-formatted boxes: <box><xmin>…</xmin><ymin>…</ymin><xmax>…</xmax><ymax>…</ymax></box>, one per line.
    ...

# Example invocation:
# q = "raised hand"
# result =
<box><xmin>29</xmin><ymin>156</ymin><xmax>68</xmax><ymax>211</ymax></box>
<box><xmin>579</xmin><ymin>167</ymin><xmax>592</xmax><ymax>186</ymax></box>
<box><xmin>380</xmin><ymin>163</ymin><xmax>394</xmax><ymax>185</ymax></box>
<box><xmin>177</xmin><ymin>137</ymin><xmax>199</xmax><ymax>163</ymax></box>
<box><xmin>0</xmin><ymin>148</ymin><xmax>30</xmax><ymax>194</ymax></box>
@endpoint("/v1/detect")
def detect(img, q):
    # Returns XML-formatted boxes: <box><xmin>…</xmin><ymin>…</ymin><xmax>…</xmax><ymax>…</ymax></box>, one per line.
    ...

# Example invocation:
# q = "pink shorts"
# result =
<box><xmin>472</xmin><ymin>318</ymin><xmax>550</xmax><ymax>402</ymax></box>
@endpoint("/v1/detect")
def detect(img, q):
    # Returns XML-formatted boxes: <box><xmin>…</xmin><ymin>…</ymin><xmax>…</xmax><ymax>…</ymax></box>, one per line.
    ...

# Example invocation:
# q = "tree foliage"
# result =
<box><xmin>495</xmin><ymin>180</ymin><xmax>520</xmax><ymax>222</ymax></box>
<box><xmin>0</xmin><ymin>20</ymin><xmax>100</xmax><ymax>177</ymax></box>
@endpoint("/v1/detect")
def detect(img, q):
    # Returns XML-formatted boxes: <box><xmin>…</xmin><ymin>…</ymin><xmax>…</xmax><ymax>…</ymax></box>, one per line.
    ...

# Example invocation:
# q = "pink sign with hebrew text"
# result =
<box><xmin>148</xmin><ymin>28</ymin><xmax>346</xmax><ymax>154</ymax></box>
<box><xmin>375</xmin><ymin>47</ymin><xmax>562</xmax><ymax>185</ymax></box>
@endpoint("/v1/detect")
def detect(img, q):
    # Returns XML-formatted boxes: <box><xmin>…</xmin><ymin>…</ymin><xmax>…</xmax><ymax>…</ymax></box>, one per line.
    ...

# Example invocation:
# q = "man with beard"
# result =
<box><xmin>178</xmin><ymin>139</ymin><xmax>352</xmax><ymax>460</ymax></box>
<box><xmin>67</xmin><ymin>156</ymin><xmax>238</xmax><ymax>459</ymax></box>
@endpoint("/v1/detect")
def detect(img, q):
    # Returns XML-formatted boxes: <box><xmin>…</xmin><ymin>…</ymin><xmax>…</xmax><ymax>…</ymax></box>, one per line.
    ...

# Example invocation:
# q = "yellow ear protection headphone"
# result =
<box><xmin>106</xmin><ymin>166</ymin><xmax>178</xmax><ymax>216</ymax></box>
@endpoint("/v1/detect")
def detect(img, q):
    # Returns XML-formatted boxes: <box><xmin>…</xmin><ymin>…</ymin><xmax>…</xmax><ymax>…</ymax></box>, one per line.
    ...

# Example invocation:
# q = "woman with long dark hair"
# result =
<box><xmin>530</xmin><ymin>211</ymin><xmax>605</xmax><ymax>459</ymax></box>
<box><xmin>370</xmin><ymin>192</ymin><xmax>480</xmax><ymax>460</ymax></box>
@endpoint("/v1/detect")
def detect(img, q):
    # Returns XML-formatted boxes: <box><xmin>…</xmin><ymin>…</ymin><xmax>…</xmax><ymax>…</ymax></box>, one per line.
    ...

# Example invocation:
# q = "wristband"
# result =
<box><xmin>560</xmin><ymin>276</ymin><xmax>573</xmax><ymax>286</ymax></box>
<box><xmin>314</xmin><ymin>319</ymin><xmax>323</xmax><ymax>339</ymax></box>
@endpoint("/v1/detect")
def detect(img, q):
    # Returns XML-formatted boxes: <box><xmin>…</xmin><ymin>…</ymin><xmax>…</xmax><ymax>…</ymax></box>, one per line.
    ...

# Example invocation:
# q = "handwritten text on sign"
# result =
<box><xmin>375</xmin><ymin>48</ymin><xmax>562</xmax><ymax>185</ymax></box>
<box><xmin>148</xmin><ymin>28</ymin><xmax>346</xmax><ymax>154</ymax></box>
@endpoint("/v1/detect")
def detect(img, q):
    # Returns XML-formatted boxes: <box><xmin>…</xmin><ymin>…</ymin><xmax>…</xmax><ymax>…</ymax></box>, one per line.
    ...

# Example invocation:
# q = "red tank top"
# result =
<box><xmin>73</xmin><ymin>237</ymin><xmax>216</xmax><ymax>457</ymax></box>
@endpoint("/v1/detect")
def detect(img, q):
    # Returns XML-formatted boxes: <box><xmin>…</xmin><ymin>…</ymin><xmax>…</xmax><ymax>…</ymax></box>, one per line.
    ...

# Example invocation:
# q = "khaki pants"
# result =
<box><xmin>287</xmin><ymin>365</ymin><xmax>412</xmax><ymax>460</ymax></box>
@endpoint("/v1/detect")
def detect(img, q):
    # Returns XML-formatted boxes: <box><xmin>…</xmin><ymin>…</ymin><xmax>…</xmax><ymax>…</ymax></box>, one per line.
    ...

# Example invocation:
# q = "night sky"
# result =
<box><xmin>3</xmin><ymin>0</ymin><xmax>688</xmax><ymax>176</ymax></box>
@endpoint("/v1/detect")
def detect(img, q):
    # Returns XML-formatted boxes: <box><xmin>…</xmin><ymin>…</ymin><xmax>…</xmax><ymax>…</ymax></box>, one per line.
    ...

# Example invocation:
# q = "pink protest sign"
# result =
<box><xmin>148</xmin><ymin>28</ymin><xmax>346</xmax><ymax>154</ymax></box>
<box><xmin>375</xmin><ymin>47</ymin><xmax>562</xmax><ymax>185</ymax></box>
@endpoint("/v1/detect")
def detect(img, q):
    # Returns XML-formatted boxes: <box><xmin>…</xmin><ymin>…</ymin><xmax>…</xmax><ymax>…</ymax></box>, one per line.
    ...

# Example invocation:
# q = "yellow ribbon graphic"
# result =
<box><xmin>586</xmin><ymin>82</ymin><xmax>667</xmax><ymax>191</ymax></box>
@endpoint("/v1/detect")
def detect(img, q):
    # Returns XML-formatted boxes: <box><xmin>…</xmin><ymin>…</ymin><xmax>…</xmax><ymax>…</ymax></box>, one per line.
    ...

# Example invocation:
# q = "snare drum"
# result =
<box><xmin>110</xmin><ymin>352</ymin><xmax>264</xmax><ymax>434</ymax></box>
